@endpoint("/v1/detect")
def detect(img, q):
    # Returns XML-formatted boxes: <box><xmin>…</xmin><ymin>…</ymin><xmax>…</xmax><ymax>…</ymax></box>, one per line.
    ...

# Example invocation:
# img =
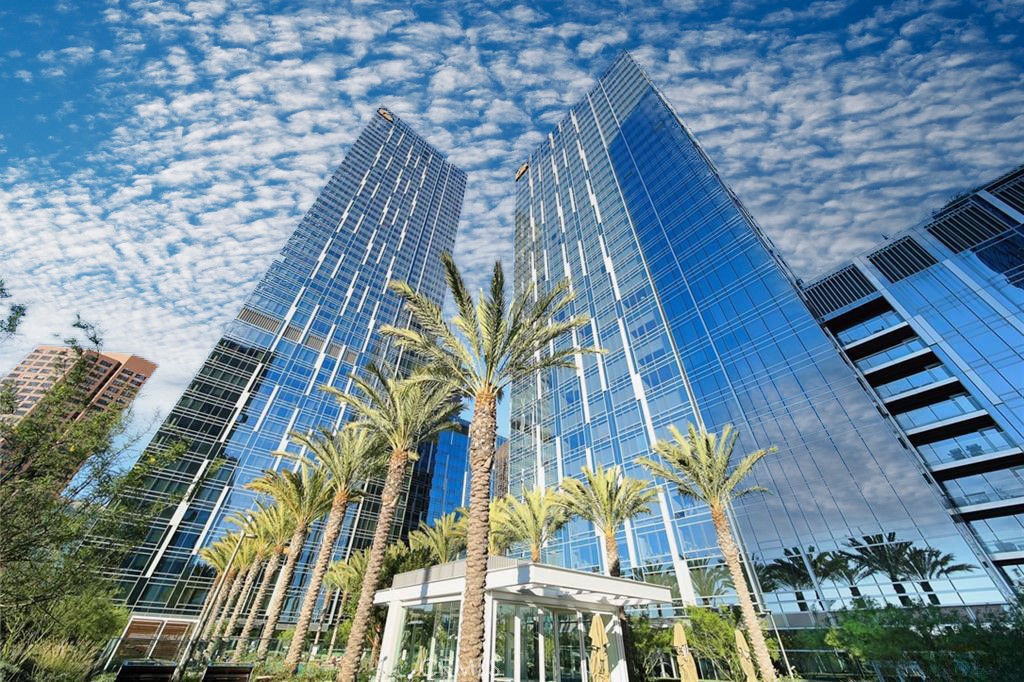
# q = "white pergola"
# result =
<box><xmin>373</xmin><ymin>557</ymin><xmax>673</xmax><ymax>682</ymax></box>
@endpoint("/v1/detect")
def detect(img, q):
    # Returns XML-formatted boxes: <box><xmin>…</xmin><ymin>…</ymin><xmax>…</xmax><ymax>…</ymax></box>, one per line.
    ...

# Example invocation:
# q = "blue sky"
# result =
<box><xmin>1</xmin><ymin>0</ymin><xmax>1023</xmax><ymax>443</ymax></box>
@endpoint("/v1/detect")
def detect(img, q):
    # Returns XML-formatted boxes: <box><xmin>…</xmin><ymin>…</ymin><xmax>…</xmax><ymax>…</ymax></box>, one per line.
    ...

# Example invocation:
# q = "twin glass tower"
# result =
<box><xmin>120</xmin><ymin>52</ymin><xmax>1019</xmax><ymax>634</ymax></box>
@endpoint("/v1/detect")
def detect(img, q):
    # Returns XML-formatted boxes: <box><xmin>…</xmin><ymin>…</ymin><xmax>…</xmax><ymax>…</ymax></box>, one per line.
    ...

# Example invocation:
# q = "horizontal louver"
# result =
<box><xmin>803</xmin><ymin>265</ymin><xmax>877</xmax><ymax>317</ymax></box>
<box><xmin>236</xmin><ymin>306</ymin><xmax>281</xmax><ymax>333</ymax></box>
<box><xmin>868</xmin><ymin>237</ymin><xmax>938</xmax><ymax>283</ymax></box>
<box><xmin>927</xmin><ymin>202</ymin><xmax>1010</xmax><ymax>253</ymax></box>
<box><xmin>989</xmin><ymin>167</ymin><xmax>1024</xmax><ymax>215</ymax></box>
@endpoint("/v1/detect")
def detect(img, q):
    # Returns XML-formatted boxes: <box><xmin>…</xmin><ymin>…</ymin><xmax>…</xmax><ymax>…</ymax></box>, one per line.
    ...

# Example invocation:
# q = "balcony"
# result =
<box><xmin>882</xmin><ymin>376</ymin><xmax>962</xmax><ymax>413</ymax></box>
<box><xmin>955</xmin><ymin>496</ymin><xmax>1024</xmax><ymax>521</ymax></box>
<box><xmin>905</xmin><ymin>410</ymin><xmax>993</xmax><ymax>444</ymax></box>
<box><xmin>875</xmin><ymin>364</ymin><xmax>954</xmax><ymax>400</ymax></box>
<box><xmin>834</xmin><ymin>309</ymin><xmax>904</xmax><ymax>346</ymax></box>
<box><xmin>895</xmin><ymin>393</ymin><xmax>985</xmax><ymax>432</ymax></box>
<box><xmin>920</xmin><ymin>428</ymin><xmax>1018</xmax><ymax>467</ymax></box>
<box><xmin>843</xmin><ymin>322</ymin><xmax>916</xmax><ymax>361</ymax></box>
<box><xmin>857</xmin><ymin>338</ymin><xmax>930</xmax><ymax>373</ymax></box>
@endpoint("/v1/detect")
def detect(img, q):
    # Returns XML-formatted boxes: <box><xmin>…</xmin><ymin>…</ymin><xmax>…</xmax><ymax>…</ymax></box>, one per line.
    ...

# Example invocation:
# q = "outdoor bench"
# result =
<box><xmin>115</xmin><ymin>661</ymin><xmax>176</xmax><ymax>682</ymax></box>
<box><xmin>203</xmin><ymin>664</ymin><xmax>254</xmax><ymax>681</ymax></box>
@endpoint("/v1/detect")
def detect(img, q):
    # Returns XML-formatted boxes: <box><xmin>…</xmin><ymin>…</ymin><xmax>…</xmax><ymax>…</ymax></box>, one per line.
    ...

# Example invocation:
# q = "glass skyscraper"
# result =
<box><xmin>508</xmin><ymin>52</ymin><xmax>1008</xmax><ymax>626</ymax></box>
<box><xmin>803</xmin><ymin>166</ymin><xmax>1024</xmax><ymax>591</ymax></box>
<box><xmin>115</xmin><ymin>108</ymin><xmax>467</xmax><ymax>627</ymax></box>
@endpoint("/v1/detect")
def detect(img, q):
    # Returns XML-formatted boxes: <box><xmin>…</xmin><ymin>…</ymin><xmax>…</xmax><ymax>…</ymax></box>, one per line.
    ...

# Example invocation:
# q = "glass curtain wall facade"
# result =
<box><xmin>803</xmin><ymin>166</ymin><xmax>1024</xmax><ymax>591</ymax></box>
<box><xmin>508</xmin><ymin>52</ymin><xmax>1006</xmax><ymax>626</ymax></box>
<box><xmin>115</xmin><ymin>108</ymin><xmax>467</xmax><ymax>621</ymax></box>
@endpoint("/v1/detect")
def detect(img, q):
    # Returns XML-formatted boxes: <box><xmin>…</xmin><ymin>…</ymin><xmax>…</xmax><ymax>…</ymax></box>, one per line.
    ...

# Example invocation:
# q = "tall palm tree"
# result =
<box><xmin>324</xmin><ymin>549</ymin><xmax>369</xmax><ymax>655</ymax></box>
<box><xmin>904</xmin><ymin>546</ymin><xmax>973</xmax><ymax>605</ymax></box>
<box><xmin>283</xmin><ymin>425</ymin><xmax>385</xmax><ymax>673</ymax></box>
<box><xmin>557</xmin><ymin>464</ymin><xmax>656</xmax><ymax>577</ymax></box>
<box><xmin>215</xmin><ymin>511</ymin><xmax>270</xmax><ymax>647</ymax></box>
<box><xmin>247</xmin><ymin>462</ymin><xmax>334</xmax><ymax>660</ymax></box>
<box><xmin>843</xmin><ymin>532</ymin><xmax>914</xmax><ymax>606</ymax></box>
<box><xmin>197</xmin><ymin>536</ymin><xmax>237</xmax><ymax>643</ymax></box>
<box><xmin>213</xmin><ymin>536</ymin><xmax>266</xmax><ymax>648</ymax></box>
<box><xmin>233</xmin><ymin>502</ymin><xmax>294</xmax><ymax>662</ymax></box>
<box><xmin>330</xmin><ymin>367</ymin><xmax>460</xmax><ymax>682</ymax></box>
<box><xmin>381</xmin><ymin>254</ymin><xmax>591</xmax><ymax>682</ymax></box>
<box><xmin>640</xmin><ymin>423</ymin><xmax>778</xmax><ymax>682</ymax></box>
<box><xmin>490</xmin><ymin>488</ymin><xmax>569</xmax><ymax>563</ymax></box>
<box><xmin>408</xmin><ymin>512</ymin><xmax>466</xmax><ymax>564</ymax></box>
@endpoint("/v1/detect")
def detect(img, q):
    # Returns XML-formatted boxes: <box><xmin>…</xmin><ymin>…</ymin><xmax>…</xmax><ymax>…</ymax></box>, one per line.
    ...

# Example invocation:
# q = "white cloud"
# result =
<box><xmin>0</xmin><ymin>0</ymin><xmax>1021</xmax><ymax>450</ymax></box>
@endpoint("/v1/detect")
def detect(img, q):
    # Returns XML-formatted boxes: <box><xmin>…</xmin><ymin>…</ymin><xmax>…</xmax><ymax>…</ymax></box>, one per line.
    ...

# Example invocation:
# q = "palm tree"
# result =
<box><xmin>232</xmin><ymin>502</ymin><xmax>294</xmax><ymax>662</ymax></box>
<box><xmin>283</xmin><ymin>425</ymin><xmax>385</xmax><ymax>673</ymax></box>
<box><xmin>689</xmin><ymin>560</ymin><xmax>732</xmax><ymax>606</ymax></box>
<box><xmin>844</xmin><ymin>532</ymin><xmax>914</xmax><ymax>606</ymax></box>
<box><xmin>247</xmin><ymin>462</ymin><xmax>334</xmax><ymax>660</ymax></box>
<box><xmin>213</xmin><ymin>535</ymin><xmax>267</xmax><ymax>649</ymax></box>
<box><xmin>557</xmin><ymin>464</ymin><xmax>655</xmax><ymax>577</ymax></box>
<box><xmin>640</xmin><ymin>423</ymin><xmax>778</xmax><ymax>682</ymax></box>
<box><xmin>381</xmin><ymin>254</ymin><xmax>591</xmax><ymax>682</ymax></box>
<box><xmin>323</xmin><ymin>549</ymin><xmax>369</xmax><ymax>655</ymax></box>
<box><xmin>408</xmin><ymin>512</ymin><xmax>466</xmax><ymax>564</ymax></box>
<box><xmin>490</xmin><ymin>488</ymin><xmax>569</xmax><ymax>563</ymax></box>
<box><xmin>904</xmin><ymin>546</ymin><xmax>973</xmax><ymax>605</ymax></box>
<box><xmin>330</xmin><ymin>367</ymin><xmax>460</xmax><ymax>682</ymax></box>
<box><xmin>197</xmin><ymin>536</ymin><xmax>237</xmax><ymax>643</ymax></box>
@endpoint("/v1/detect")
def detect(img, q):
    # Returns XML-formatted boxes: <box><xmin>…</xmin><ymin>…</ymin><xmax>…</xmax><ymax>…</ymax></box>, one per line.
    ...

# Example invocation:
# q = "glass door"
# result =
<box><xmin>490</xmin><ymin>604</ymin><xmax>589</xmax><ymax>682</ymax></box>
<box><xmin>553</xmin><ymin>611</ymin><xmax>584</xmax><ymax>682</ymax></box>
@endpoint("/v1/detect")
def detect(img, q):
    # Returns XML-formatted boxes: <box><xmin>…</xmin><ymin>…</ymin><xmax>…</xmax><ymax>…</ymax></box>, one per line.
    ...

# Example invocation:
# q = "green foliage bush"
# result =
<box><xmin>824</xmin><ymin>597</ymin><xmax>1024</xmax><ymax>681</ymax></box>
<box><xmin>0</xmin><ymin>320</ymin><xmax>185</xmax><ymax>678</ymax></box>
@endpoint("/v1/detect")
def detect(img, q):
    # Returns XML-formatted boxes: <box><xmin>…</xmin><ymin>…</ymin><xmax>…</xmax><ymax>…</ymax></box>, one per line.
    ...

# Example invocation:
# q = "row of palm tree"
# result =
<box><xmin>193</xmin><ymin>252</ymin><xmax>783</xmax><ymax>682</ymax></box>
<box><xmin>760</xmin><ymin>535</ymin><xmax>974</xmax><ymax>610</ymax></box>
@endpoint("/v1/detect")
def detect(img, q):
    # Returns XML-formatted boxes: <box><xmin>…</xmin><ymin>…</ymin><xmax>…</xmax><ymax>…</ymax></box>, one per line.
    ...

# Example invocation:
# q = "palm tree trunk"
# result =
<box><xmin>201</xmin><ymin>570</ymin><xmax>236</xmax><ymax>643</ymax></box>
<box><xmin>605</xmin><ymin>529</ymin><xmax>621</xmax><ymax>577</ymax></box>
<box><xmin>257</xmin><ymin>525</ymin><xmax>308</xmax><ymax>660</ymax></box>
<box><xmin>198</xmin><ymin>573</ymin><xmax>224</xmax><ymax>640</ymax></box>
<box><xmin>337</xmin><ymin>450</ymin><xmax>409</xmax><ymax>682</ymax></box>
<box><xmin>456</xmin><ymin>391</ymin><xmax>497</xmax><ymax>682</ymax></box>
<box><xmin>233</xmin><ymin>550</ymin><xmax>282</xmax><ymax>662</ymax></box>
<box><xmin>710</xmin><ymin>506</ymin><xmax>777</xmax><ymax>682</ymax></box>
<box><xmin>211</xmin><ymin>568</ymin><xmax>247</xmax><ymax>652</ymax></box>
<box><xmin>327</xmin><ymin>590</ymin><xmax>348</xmax><ymax>655</ymax></box>
<box><xmin>369</xmin><ymin>618</ymin><xmax>383</xmax><ymax>667</ymax></box>
<box><xmin>285</xmin><ymin>496</ymin><xmax>349</xmax><ymax>673</ymax></box>
<box><xmin>221</xmin><ymin>559</ymin><xmax>262</xmax><ymax>651</ymax></box>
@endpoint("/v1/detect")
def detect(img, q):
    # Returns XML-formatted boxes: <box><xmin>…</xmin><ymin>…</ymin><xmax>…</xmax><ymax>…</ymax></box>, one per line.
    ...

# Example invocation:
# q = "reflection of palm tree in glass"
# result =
<box><xmin>689</xmin><ymin>561</ymin><xmax>732</xmax><ymax>606</ymax></box>
<box><xmin>820</xmin><ymin>552</ymin><xmax>871</xmax><ymax>600</ymax></box>
<box><xmin>904</xmin><ymin>547</ymin><xmax>973</xmax><ymax>605</ymax></box>
<box><xmin>844</xmin><ymin>533</ymin><xmax>915</xmax><ymax>606</ymax></box>
<box><xmin>763</xmin><ymin>547</ymin><xmax>827</xmax><ymax>612</ymax></box>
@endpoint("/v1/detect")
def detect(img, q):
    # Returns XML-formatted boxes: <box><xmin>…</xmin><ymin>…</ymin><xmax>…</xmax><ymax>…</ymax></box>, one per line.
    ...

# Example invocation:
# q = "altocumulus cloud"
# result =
<box><xmin>0</xmin><ymin>0</ymin><xmax>1022</xmax><ymax>447</ymax></box>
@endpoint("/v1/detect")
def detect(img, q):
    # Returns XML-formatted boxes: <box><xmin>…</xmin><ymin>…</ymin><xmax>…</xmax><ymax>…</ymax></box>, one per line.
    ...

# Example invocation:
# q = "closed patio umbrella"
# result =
<box><xmin>672</xmin><ymin>621</ymin><xmax>699</xmax><ymax>682</ymax></box>
<box><xmin>588</xmin><ymin>615</ymin><xmax>610</xmax><ymax>682</ymax></box>
<box><xmin>734</xmin><ymin>628</ymin><xmax>758</xmax><ymax>682</ymax></box>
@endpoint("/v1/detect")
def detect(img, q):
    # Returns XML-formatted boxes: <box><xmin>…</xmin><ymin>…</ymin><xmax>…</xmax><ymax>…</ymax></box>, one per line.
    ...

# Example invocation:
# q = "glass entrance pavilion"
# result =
<box><xmin>373</xmin><ymin>558</ymin><xmax>672</xmax><ymax>682</ymax></box>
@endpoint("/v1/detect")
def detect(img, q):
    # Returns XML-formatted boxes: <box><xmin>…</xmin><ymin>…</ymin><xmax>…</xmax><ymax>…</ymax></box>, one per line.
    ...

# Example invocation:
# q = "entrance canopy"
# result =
<box><xmin>374</xmin><ymin>557</ymin><xmax>672</xmax><ymax>682</ymax></box>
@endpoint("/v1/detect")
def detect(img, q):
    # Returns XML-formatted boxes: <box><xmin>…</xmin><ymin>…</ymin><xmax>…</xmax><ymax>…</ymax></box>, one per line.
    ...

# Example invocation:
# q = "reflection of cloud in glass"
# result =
<box><xmin>973</xmin><ymin>226</ymin><xmax>1024</xmax><ymax>290</ymax></box>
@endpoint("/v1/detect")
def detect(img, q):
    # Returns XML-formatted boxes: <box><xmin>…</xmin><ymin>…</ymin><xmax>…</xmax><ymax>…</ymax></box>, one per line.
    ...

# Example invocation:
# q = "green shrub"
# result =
<box><xmin>24</xmin><ymin>640</ymin><xmax>97</xmax><ymax>682</ymax></box>
<box><xmin>825</xmin><ymin>597</ymin><xmax>1024</xmax><ymax>681</ymax></box>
